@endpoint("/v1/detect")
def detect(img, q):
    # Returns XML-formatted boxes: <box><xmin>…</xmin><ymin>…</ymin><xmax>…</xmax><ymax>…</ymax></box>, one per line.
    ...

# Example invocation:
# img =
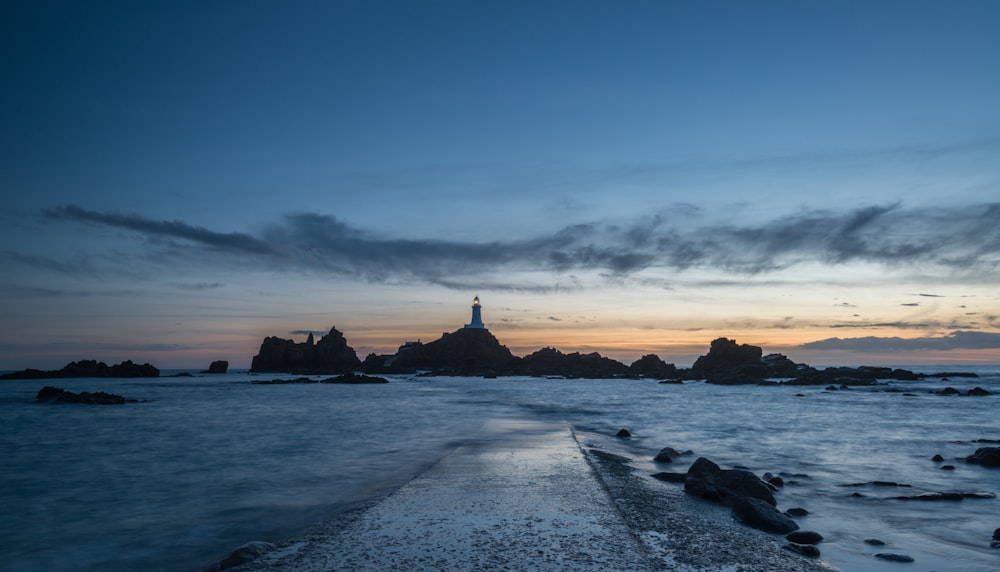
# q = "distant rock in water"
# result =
<box><xmin>628</xmin><ymin>354</ymin><xmax>678</xmax><ymax>378</ymax></box>
<box><xmin>508</xmin><ymin>346</ymin><xmax>629</xmax><ymax>379</ymax></box>
<box><xmin>250</xmin><ymin>327</ymin><xmax>361</xmax><ymax>374</ymax></box>
<box><xmin>252</xmin><ymin>373</ymin><xmax>388</xmax><ymax>385</ymax></box>
<box><xmin>1</xmin><ymin>360</ymin><xmax>159</xmax><ymax>379</ymax></box>
<box><xmin>36</xmin><ymin>386</ymin><xmax>136</xmax><ymax>405</ymax></box>
<box><xmin>203</xmin><ymin>360</ymin><xmax>228</xmax><ymax>374</ymax></box>
<box><xmin>322</xmin><ymin>372</ymin><xmax>388</xmax><ymax>384</ymax></box>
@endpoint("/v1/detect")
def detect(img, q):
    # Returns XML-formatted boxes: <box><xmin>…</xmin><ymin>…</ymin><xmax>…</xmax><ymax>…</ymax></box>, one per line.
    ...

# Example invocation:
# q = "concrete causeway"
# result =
<box><xmin>236</xmin><ymin>420</ymin><xmax>826</xmax><ymax>571</ymax></box>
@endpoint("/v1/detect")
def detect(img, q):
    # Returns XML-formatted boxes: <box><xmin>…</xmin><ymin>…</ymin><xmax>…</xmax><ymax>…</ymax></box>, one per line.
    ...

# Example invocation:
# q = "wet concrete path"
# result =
<box><xmin>239</xmin><ymin>421</ymin><xmax>652</xmax><ymax>571</ymax></box>
<box><xmin>236</xmin><ymin>420</ymin><xmax>827</xmax><ymax>571</ymax></box>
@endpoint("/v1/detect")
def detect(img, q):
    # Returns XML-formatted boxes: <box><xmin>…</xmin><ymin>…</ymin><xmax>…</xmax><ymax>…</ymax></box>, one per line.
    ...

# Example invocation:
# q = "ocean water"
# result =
<box><xmin>1</xmin><ymin>367</ymin><xmax>998</xmax><ymax>571</ymax></box>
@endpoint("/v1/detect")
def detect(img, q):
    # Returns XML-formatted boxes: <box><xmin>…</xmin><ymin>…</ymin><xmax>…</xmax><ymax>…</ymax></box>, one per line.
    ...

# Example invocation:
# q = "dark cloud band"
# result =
<box><xmin>40</xmin><ymin>202</ymin><xmax>1000</xmax><ymax>283</ymax></box>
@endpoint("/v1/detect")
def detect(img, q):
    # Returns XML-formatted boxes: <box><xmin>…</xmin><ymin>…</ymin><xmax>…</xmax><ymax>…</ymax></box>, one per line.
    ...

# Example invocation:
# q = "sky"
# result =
<box><xmin>2</xmin><ymin>0</ymin><xmax>999</xmax><ymax>370</ymax></box>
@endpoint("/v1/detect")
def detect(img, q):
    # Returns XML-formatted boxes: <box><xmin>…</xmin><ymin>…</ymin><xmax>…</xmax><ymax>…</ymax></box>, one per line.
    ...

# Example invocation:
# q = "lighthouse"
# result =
<box><xmin>465</xmin><ymin>296</ymin><xmax>486</xmax><ymax>329</ymax></box>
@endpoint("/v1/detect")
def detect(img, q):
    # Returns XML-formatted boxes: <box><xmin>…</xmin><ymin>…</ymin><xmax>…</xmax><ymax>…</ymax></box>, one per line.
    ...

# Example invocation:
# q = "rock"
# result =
<box><xmin>217</xmin><ymin>541</ymin><xmax>276</xmax><ymax>570</ymax></box>
<box><xmin>991</xmin><ymin>540</ymin><xmax>1000</xmax><ymax>549</ymax></box>
<box><xmin>993</xmin><ymin>527</ymin><xmax>1000</xmax><ymax>540</ymax></box>
<box><xmin>865</xmin><ymin>538</ymin><xmax>886</xmax><ymax>546</ymax></box>
<box><xmin>692</xmin><ymin>338</ymin><xmax>763</xmax><ymax>374</ymax></box>
<box><xmin>762</xmin><ymin>472</ymin><xmax>784</xmax><ymax>487</ymax></box>
<box><xmin>932</xmin><ymin>454</ymin><xmax>944</xmax><ymax>462</ymax></box>
<box><xmin>785</xmin><ymin>507</ymin><xmax>809</xmax><ymax>517</ymax></box>
<box><xmin>251</xmin><ymin>377</ymin><xmax>316</xmax><ymax>385</ymax></box>
<box><xmin>628</xmin><ymin>354</ymin><xmax>678</xmax><ymax>378</ymax></box>
<box><xmin>731</xmin><ymin>497</ymin><xmax>799</xmax><ymax>534</ymax></box>
<box><xmin>935</xmin><ymin>386</ymin><xmax>961</xmax><ymax>395</ymax></box>
<box><xmin>783</xmin><ymin>543</ymin><xmax>821</xmax><ymax>558</ymax></box>
<box><xmin>653</xmin><ymin>447</ymin><xmax>681</xmax><ymax>462</ymax></box>
<box><xmin>786</xmin><ymin>531</ymin><xmax>823</xmax><ymax>544</ymax></box>
<box><xmin>965</xmin><ymin>447</ymin><xmax>1000</xmax><ymax>467</ymax></box>
<box><xmin>2</xmin><ymin>360</ymin><xmax>159</xmax><ymax>379</ymax></box>
<box><xmin>320</xmin><ymin>372</ymin><xmax>389</xmax><ymax>384</ymax></box>
<box><xmin>684</xmin><ymin>457</ymin><xmax>776</xmax><ymax>506</ymax></box>
<box><xmin>616</xmin><ymin>428</ymin><xmax>632</xmax><ymax>438</ymax></box>
<box><xmin>892</xmin><ymin>492</ymin><xmax>963</xmax><ymax>501</ymax></box>
<box><xmin>509</xmin><ymin>346</ymin><xmax>628</xmax><ymax>379</ymax></box>
<box><xmin>941</xmin><ymin>465</ymin><xmax>956</xmax><ymax>470</ymax></box>
<box><xmin>35</xmin><ymin>386</ymin><xmax>134</xmax><ymax>405</ymax></box>
<box><xmin>250</xmin><ymin>327</ymin><xmax>361</xmax><ymax>374</ymax></box>
<box><xmin>204</xmin><ymin>360</ymin><xmax>228</xmax><ymax>374</ymax></box>
<box><xmin>968</xmin><ymin>387</ymin><xmax>991</xmax><ymax>396</ymax></box>
<box><xmin>651</xmin><ymin>472</ymin><xmax>687</xmax><ymax>483</ymax></box>
<box><xmin>874</xmin><ymin>553</ymin><xmax>915</xmax><ymax>563</ymax></box>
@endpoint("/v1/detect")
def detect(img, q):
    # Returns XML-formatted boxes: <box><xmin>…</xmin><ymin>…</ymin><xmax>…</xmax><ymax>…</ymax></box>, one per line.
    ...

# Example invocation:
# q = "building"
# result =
<box><xmin>464</xmin><ymin>296</ymin><xmax>486</xmax><ymax>329</ymax></box>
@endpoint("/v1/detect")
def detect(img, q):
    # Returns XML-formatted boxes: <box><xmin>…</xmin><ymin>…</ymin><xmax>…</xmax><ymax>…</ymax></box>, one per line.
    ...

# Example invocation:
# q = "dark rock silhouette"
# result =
<box><xmin>2</xmin><ymin>360</ymin><xmax>159</xmax><ymax>379</ymax></box>
<box><xmin>204</xmin><ymin>360</ymin><xmax>228</xmax><ymax>374</ymax></box>
<box><xmin>783</xmin><ymin>543</ymin><xmax>820</xmax><ymax>558</ymax></box>
<box><xmin>250</xmin><ymin>327</ymin><xmax>360</xmax><ymax>374</ymax></box>
<box><xmin>36</xmin><ymin>386</ymin><xmax>136</xmax><ymax>404</ymax></box>
<box><xmin>874</xmin><ymin>553</ymin><xmax>914</xmax><ymax>563</ymax></box>
<box><xmin>965</xmin><ymin>447</ymin><xmax>1000</xmax><ymax>467</ymax></box>
<box><xmin>628</xmin><ymin>354</ymin><xmax>678</xmax><ymax>378</ymax></box>
<box><xmin>731</xmin><ymin>497</ymin><xmax>799</xmax><ymax>534</ymax></box>
<box><xmin>786</xmin><ymin>531</ymin><xmax>823</xmax><ymax>544</ymax></box>
<box><xmin>684</xmin><ymin>457</ymin><xmax>776</xmax><ymax>506</ymax></box>
<box><xmin>509</xmin><ymin>347</ymin><xmax>629</xmax><ymax>379</ymax></box>
<box><xmin>654</xmin><ymin>447</ymin><xmax>682</xmax><ymax>463</ymax></box>
<box><xmin>387</xmin><ymin>328</ymin><xmax>517</xmax><ymax>375</ymax></box>
<box><xmin>693</xmin><ymin>337</ymin><xmax>762</xmax><ymax>370</ymax></box>
<box><xmin>251</xmin><ymin>373</ymin><xmax>388</xmax><ymax>385</ymax></box>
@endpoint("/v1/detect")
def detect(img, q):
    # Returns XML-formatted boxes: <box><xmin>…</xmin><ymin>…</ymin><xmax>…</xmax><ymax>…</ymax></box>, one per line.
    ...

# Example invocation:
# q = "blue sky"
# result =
<box><xmin>2</xmin><ymin>1</ymin><xmax>999</xmax><ymax>369</ymax></box>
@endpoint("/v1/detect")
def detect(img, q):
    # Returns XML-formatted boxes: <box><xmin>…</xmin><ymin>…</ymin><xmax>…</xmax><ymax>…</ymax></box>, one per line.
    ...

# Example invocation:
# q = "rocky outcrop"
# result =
<box><xmin>628</xmin><ymin>354</ymin><xmax>677</xmax><ymax>378</ymax></box>
<box><xmin>385</xmin><ymin>328</ymin><xmax>517</xmax><ymax>375</ymax></box>
<box><xmin>732</xmin><ymin>497</ymin><xmax>799</xmax><ymax>534</ymax></box>
<box><xmin>36</xmin><ymin>386</ymin><xmax>136</xmax><ymax>404</ymax></box>
<box><xmin>508</xmin><ymin>347</ymin><xmax>629</xmax><ymax>379</ymax></box>
<box><xmin>965</xmin><ymin>447</ymin><xmax>1000</xmax><ymax>467</ymax></box>
<box><xmin>1</xmin><ymin>360</ymin><xmax>159</xmax><ymax>379</ymax></box>
<box><xmin>684</xmin><ymin>457</ymin><xmax>776</xmax><ymax>506</ymax></box>
<box><xmin>250</xmin><ymin>327</ymin><xmax>360</xmax><ymax>374</ymax></box>
<box><xmin>252</xmin><ymin>372</ymin><xmax>388</xmax><ymax>385</ymax></box>
<box><xmin>204</xmin><ymin>360</ymin><xmax>228</xmax><ymax>374</ymax></box>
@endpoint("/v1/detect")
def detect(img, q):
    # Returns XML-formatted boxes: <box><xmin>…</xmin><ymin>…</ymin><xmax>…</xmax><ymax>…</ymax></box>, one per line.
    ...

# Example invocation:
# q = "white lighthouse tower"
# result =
<box><xmin>465</xmin><ymin>296</ymin><xmax>486</xmax><ymax>329</ymax></box>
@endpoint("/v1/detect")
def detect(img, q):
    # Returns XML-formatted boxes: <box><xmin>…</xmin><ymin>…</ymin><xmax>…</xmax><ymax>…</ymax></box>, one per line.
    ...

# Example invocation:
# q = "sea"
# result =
<box><xmin>1</xmin><ymin>367</ymin><xmax>998</xmax><ymax>572</ymax></box>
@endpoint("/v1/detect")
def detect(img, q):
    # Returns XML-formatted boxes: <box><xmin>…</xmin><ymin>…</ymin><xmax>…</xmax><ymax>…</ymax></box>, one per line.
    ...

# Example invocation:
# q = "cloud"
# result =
<box><xmin>40</xmin><ymin>202</ymin><xmax>1000</xmax><ymax>288</ymax></box>
<box><xmin>42</xmin><ymin>205</ymin><xmax>274</xmax><ymax>254</ymax></box>
<box><xmin>799</xmin><ymin>331</ymin><xmax>1000</xmax><ymax>352</ymax></box>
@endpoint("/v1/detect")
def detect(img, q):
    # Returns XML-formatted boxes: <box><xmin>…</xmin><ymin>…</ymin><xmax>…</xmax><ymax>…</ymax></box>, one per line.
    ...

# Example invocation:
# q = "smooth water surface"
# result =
<box><xmin>1</xmin><ymin>368</ymin><xmax>998</xmax><ymax>571</ymax></box>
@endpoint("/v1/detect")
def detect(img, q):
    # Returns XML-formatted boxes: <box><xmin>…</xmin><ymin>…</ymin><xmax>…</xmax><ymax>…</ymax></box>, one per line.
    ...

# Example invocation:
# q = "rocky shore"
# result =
<box><xmin>250</xmin><ymin>326</ymin><xmax>978</xmax><ymax>384</ymax></box>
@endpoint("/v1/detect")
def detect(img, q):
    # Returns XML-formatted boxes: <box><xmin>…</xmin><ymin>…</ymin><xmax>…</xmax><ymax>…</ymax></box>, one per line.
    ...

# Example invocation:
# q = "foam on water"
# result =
<box><xmin>1</xmin><ymin>367</ymin><xmax>998</xmax><ymax>571</ymax></box>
